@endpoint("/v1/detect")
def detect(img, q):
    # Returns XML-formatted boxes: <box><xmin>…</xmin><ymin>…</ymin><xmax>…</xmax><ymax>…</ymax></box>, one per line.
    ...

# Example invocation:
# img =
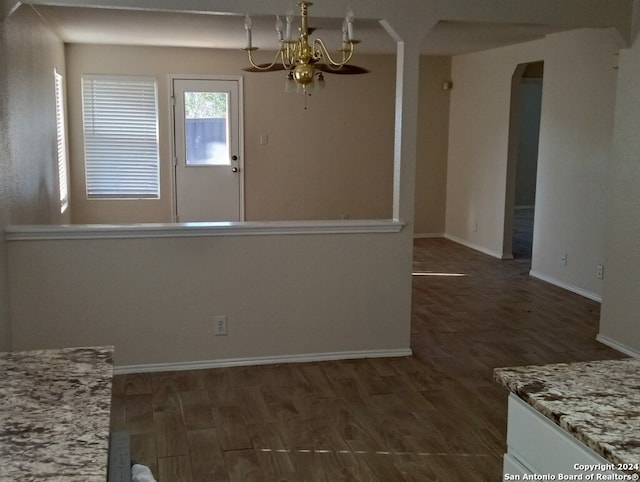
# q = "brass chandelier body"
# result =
<box><xmin>242</xmin><ymin>1</ymin><xmax>359</xmax><ymax>92</ymax></box>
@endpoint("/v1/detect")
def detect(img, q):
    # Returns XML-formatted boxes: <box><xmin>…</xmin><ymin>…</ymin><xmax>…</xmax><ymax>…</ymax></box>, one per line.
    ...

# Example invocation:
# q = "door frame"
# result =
<box><xmin>168</xmin><ymin>74</ymin><xmax>245</xmax><ymax>222</ymax></box>
<box><xmin>503</xmin><ymin>62</ymin><xmax>543</xmax><ymax>260</ymax></box>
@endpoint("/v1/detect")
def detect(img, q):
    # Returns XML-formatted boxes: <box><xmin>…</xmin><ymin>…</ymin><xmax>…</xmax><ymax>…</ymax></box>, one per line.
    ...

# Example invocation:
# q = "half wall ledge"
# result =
<box><xmin>5</xmin><ymin>219</ymin><xmax>405</xmax><ymax>241</ymax></box>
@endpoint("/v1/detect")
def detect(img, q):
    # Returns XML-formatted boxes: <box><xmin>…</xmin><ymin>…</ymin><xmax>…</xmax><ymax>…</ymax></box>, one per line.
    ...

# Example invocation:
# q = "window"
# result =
<box><xmin>81</xmin><ymin>75</ymin><xmax>160</xmax><ymax>198</ymax></box>
<box><xmin>183</xmin><ymin>91</ymin><xmax>230</xmax><ymax>166</ymax></box>
<box><xmin>55</xmin><ymin>69</ymin><xmax>69</xmax><ymax>213</ymax></box>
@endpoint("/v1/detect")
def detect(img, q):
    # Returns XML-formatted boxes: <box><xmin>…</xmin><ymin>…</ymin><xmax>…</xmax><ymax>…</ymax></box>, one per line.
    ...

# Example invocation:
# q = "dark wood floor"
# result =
<box><xmin>512</xmin><ymin>207</ymin><xmax>534</xmax><ymax>259</ymax></box>
<box><xmin>110</xmin><ymin>238</ymin><xmax>624</xmax><ymax>481</ymax></box>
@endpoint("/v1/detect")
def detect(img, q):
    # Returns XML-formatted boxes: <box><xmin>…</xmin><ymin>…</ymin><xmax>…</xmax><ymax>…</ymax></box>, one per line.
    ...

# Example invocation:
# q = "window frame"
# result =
<box><xmin>81</xmin><ymin>74</ymin><xmax>160</xmax><ymax>200</ymax></box>
<box><xmin>55</xmin><ymin>69</ymin><xmax>69</xmax><ymax>213</ymax></box>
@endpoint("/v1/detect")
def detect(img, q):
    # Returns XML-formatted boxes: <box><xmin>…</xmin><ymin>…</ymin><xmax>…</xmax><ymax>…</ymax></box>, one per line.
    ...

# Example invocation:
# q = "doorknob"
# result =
<box><xmin>232</xmin><ymin>155</ymin><xmax>238</xmax><ymax>161</ymax></box>
<box><xmin>232</xmin><ymin>167</ymin><xmax>239</xmax><ymax>173</ymax></box>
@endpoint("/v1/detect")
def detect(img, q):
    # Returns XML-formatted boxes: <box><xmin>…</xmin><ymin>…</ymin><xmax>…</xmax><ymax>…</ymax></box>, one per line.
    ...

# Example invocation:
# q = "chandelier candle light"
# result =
<box><xmin>242</xmin><ymin>1</ymin><xmax>360</xmax><ymax>94</ymax></box>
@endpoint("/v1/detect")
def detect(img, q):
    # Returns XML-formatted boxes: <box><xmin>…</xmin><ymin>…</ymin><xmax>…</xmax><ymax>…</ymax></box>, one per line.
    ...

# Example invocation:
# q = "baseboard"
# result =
<box><xmin>444</xmin><ymin>234</ymin><xmax>503</xmax><ymax>259</ymax></box>
<box><xmin>413</xmin><ymin>233</ymin><xmax>444</xmax><ymax>239</ymax></box>
<box><xmin>114</xmin><ymin>348</ymin><xmax>413</xmax><ymax>375</ymax></box>
<box><xmin>596</xmin><ymin>334</ymin><xmax>640</xmax><ymax>358</ymax></box>
<box><xmin>529</xmin><ymin>270</ymin><xmax>601</xmax><ymax>302</ymax></box>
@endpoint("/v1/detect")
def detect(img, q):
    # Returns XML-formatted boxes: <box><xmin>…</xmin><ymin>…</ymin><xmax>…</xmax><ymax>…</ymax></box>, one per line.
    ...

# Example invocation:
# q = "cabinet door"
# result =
<box><xmin>503</xmin><ymin>452</ymin><xmax>532</xmax><ymax>477</ymax></box>
<box><xmin>505</xmin><ymin>395</ymin><xmax>618</xmax><ymax>477</ymax></box>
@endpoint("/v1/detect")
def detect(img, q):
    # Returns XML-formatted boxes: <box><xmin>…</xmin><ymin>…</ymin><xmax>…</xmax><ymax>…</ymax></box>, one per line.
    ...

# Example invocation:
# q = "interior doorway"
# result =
<box><xmin>503</xmin><ymin>61</ymin><xmax>544</xmax><ymax>260</ymax></box>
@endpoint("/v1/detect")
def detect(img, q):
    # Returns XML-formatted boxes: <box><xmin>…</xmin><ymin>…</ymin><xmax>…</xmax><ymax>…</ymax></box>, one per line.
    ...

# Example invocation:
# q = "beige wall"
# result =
<box><xmin>8</xmin><ymin>229</ymin><xmax>412</xmax><ymax>367</ymax></box>
<box><xmin>446</xmin><ymin>28</ymin><xmax>619</xmax><ymax>300</ymax></box>
<box><xmin>66</xmin><ymin>44</ymin><xmax>452</xmax><ymax>226</ymax></box>
<box><xmin>66</xmin><ymin>44</ymin><xmax>397</xmax><ymax>223</ymax></box>
<box><xmin>0</xmin><ymin>5</ymin><xmax>70</xmax><ymax>350</ymax></box>
<box><xmin>4</xmin><ymin>10</ymin><xmax>420</xmax><ymax>367</ymax></box>
<box><xmin>414</xmin><ymin>56</ymin><xmax>451</xmax><ymax>236</ymax></box>
<box><xmin>599</xmin><ymin>29</ymin><xmax>640</xmax><ymax>354</ymax></box>
<box><xmin>5</xmin><ymin>0</ymin><xmax>636</xmax><ymax>362</ymax></box>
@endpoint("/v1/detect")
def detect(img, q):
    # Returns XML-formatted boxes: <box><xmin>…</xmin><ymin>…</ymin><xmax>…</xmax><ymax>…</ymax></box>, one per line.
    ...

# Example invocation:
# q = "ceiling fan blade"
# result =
<box><xmin>242</xmin><ymin>60</ymin><xmax>369</xmax><ymax>75</ymax></box>
<box><xmin>242</xmin><ymin>64</ymin><xmax>287</xmax><ymax>73</ymax></box>
<box><xmin>315</xmin><ymin>64</ymin><xmax>370</xmax><ymax>75</ymax></box>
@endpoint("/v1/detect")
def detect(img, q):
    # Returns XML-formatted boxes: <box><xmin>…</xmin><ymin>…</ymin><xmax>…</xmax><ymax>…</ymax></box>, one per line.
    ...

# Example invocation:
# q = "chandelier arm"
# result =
<box><xmin>312</xmin><ymin>38</ymin><xmax>355</xmax><ymax>67</ymax></box>
<box><xmin>245</xmin><ymin>48</ymin><xmax>285</xmax><ymax>71</ymax></box>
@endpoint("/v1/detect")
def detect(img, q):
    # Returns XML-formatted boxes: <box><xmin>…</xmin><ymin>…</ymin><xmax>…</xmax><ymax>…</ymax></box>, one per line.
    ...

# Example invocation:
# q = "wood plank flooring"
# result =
<box><xmin>110</xmin><ymin>238</ymin><xmax>624</xmax><ymax>481</ymax></box>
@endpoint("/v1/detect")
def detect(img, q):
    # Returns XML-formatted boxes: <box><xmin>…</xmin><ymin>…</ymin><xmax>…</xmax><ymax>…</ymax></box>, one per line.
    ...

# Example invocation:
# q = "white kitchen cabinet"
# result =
<box><xmin>504</xmin><ymin>394</ymin><xmax>621</xmax><ymax>479</ymax></box>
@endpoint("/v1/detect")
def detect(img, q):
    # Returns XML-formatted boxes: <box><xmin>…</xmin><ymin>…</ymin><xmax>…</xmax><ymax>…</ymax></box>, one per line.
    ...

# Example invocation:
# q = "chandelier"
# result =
<box><xmin>241</xmin><ymin>1</ymin><xmax>360</xmax><ymax>94</ymax></box>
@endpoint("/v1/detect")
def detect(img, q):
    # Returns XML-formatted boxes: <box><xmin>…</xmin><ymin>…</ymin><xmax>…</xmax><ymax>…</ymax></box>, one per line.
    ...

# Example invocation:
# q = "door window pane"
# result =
<box><xmin>184</xmin><ymin>91</ymin><xmax>230</xmax><ymax>165</ymax></box>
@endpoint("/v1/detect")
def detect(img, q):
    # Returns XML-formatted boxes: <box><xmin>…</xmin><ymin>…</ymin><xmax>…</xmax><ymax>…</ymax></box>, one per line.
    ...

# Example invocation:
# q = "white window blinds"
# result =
<box><xmin>55</xmin><ymin>70</ymin><xmax>69</xmax><ymax>212</ymax></box>
<box><xmin>82</xmin><ymin>75</ymin><xmax>160</xmax><ymax>198</ymax></box>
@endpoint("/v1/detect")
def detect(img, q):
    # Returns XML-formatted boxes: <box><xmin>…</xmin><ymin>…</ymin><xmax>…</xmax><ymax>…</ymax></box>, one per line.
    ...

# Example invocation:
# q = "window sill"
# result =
<box><xmin>5</xmin><ymin>219</ymin><xmax>405</xmax><ymax>241</ymax></box>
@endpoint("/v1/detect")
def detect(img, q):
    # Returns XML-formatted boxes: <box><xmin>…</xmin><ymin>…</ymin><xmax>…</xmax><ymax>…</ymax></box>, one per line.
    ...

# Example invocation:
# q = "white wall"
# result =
<box><xmin>446</xmin><ymin>38</ymin><xmax>545</xmax><ymax>257</ymax></box>
<box><xmin>7</xmin><ymin>228</ymin><xmax>412</xmax><ymax>367</ymax></box>
<box><xmin>531</xmin><ymin>29</ymin><xmax>620</xmax><ymax>300</ymax></box>
<box><xmin>599</xmin><ymin>28</ymin><xmax>640</xmax><ymax>355</ymax></box>
<box><xmin>446</xmin><ymin>29</ymin><xmax>620</xmax><ymax>299</ymax></box>
<box><xmin>0</xmin><ymin>5</ymin><xmax>70</xmax><ymax>351</ymax></box>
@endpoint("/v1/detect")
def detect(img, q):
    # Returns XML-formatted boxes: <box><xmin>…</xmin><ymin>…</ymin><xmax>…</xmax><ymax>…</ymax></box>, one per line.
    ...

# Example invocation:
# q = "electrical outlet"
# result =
<box><xmin>214</xmin><ymin>315</ymin><xmax>227</xmax><ymax>336</ymax></box>
<box><xmin>597</xmin><ymin>264</ymin><xmax>604</xmax><ymax>279</ymax></box>
<box><xmin>561</xmin><ymin>253</ymin><xmax>568</xmax><ymax>266</ymax></box>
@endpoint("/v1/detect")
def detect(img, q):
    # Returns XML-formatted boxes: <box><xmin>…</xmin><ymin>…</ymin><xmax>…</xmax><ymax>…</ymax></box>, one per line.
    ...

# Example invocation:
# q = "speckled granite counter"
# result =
<box><xmin>495</xmin><ymin>358</ymin><xmax>640</xmax><ymax>475</ymax></box>
<box><xmin>0</xmin><ymin>346</ymin><xmax>114</xmax><ymax>481</ymax></box>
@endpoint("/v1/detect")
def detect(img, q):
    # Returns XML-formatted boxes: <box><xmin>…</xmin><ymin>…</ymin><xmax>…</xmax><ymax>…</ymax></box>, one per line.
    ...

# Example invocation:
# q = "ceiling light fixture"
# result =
<box><xmin>241</xmin><ymin>1</ymin><xmax>360</xmax><ymax>95</ymax></box>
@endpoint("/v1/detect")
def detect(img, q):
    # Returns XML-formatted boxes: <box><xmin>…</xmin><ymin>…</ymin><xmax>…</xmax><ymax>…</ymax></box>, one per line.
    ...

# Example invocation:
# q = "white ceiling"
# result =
<box><xmin>33</xmin><ymin>5</ymin><xmax>566</xmax><ymax>56</ymax></box>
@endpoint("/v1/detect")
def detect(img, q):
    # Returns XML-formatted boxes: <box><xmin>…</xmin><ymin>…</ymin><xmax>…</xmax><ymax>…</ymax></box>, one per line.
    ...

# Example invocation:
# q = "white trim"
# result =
<box><xmin>5</xmin><ymin>219</ymin><xmax>405</xmax><ymax>241</ymax></box>
<box><xmin>444</xmin><ymin>233</ymin><xmax>503</xmax><ymax>259</ymax></box>
<box><xmin>1</xmin><ymin>1</ymin><xmax>21</xmax><ymax>20</ymax></box>
<box><xmin>114</xmin><ymin>348</ymin><xmax>413</xmax><ymax>375</ymax></box>
<box><xmin>237</xmin><ymin>76</ymin><xmax>245</xmax><ymax>222</ymax></box>
<box><xmin>169</xmin><ymin>75</ymin><xmax>178</xmax><ymax>222</ymax></box>
<box><xmin>54</xmin><ymin>69</ymin><xmax>69</xmax><ymax>214</ymax></box>
<box><xmin>413</xmin><ymin>232</ymin><xmax>444</xmax><ymax>239</ymax></box>
<box><xmin>595</xmin><ymin>334</ymin><xmax>640</xmax><ymax>358</ymax></box>
<box><xmin>82</xmin><ymin>75</ymin><xmax>161</xmax><ymax>199</ymax></box>
<box><xmin>529</xmin><ymin>270</ymin><xmax>601</xmax><ymax>302</ymax></box>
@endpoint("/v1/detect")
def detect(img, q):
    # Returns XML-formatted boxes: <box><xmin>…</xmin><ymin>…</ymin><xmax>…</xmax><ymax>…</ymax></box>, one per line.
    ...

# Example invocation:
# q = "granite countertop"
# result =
<box><xmin>0</xmin><ymin>346</ymin><xmax>114</xmax><ymax>481</ymax></box>
<box><xmin>495</xmin><ymin>358</ymin><xmax>640</xmax><ymax>475</ymax></box>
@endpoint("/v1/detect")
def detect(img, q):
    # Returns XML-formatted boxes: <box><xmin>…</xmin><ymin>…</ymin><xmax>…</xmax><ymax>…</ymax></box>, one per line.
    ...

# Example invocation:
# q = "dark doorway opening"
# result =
<box><xmin>504</xmin><ymin>61</ymin><xmax>544</xmax><ymax>260</ymax></box>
